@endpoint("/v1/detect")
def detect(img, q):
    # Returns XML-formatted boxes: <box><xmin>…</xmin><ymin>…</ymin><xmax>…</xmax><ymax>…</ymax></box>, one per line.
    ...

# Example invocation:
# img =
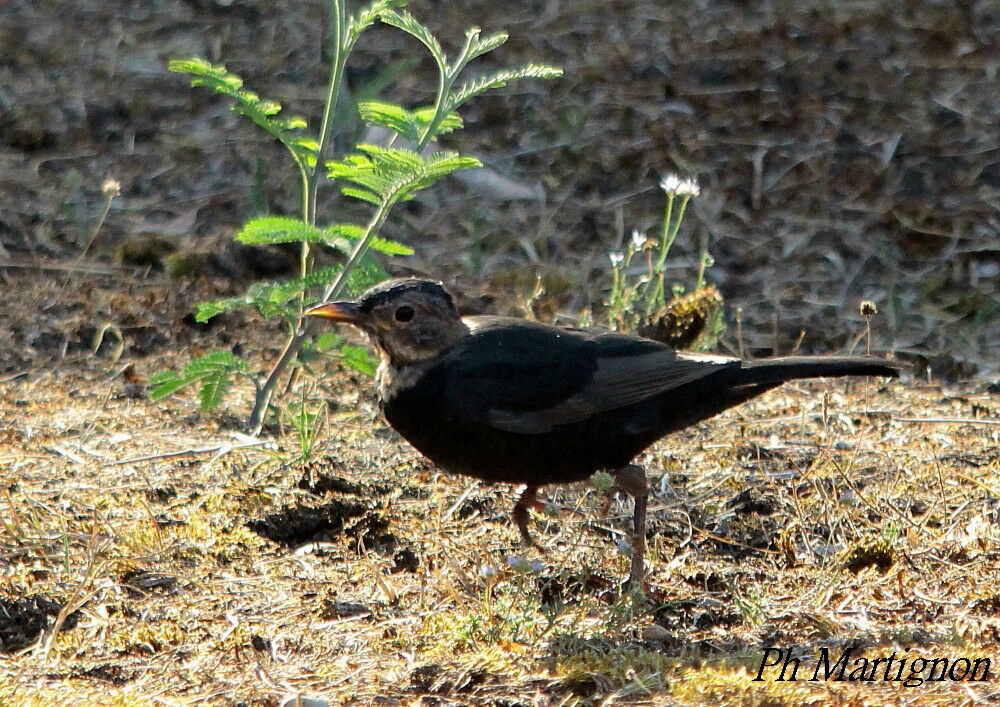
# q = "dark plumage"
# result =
<box><xmin>307</xmin><ymin>278</ymin><xmax>903</xmax><ymax>587</ymax></box>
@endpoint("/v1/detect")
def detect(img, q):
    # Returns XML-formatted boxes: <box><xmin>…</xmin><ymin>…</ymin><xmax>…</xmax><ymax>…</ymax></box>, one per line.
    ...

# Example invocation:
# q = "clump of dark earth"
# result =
<box><xmin>0</xmin><ymin>595</ymin><xmax>79</xmax><ymax>653</ymax></box>
<box><xmin>246</xmin><ymin>500</ymin><xmax>368</xmax><ymax>546</ymax></box>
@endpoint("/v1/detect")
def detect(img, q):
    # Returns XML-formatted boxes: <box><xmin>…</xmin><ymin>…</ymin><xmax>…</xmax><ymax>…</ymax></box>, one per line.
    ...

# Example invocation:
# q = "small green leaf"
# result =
<box><xmin>238</xmin><ymin>216</ymin><xmax>324</xmax><ymax>245</ymax></box>
<box><xmin>238</xmin><ymin>216</ymin><xmax>351</xmax><ymax>252</ymax></box>
<box><xmin>338</xmin><ymin>345</ymin><xmax>377</xmax><ymax>376</ymax></box>
<box><xmin>358</xmin><ymin>101</ymin><xmax>418</xmax><ymax>141</ymax></box>
<box><xmin>380</xmin><ymin>10</ymin><xmax>447</xmax><ymax>71</ymax></box>
<box><xmin>198</xmin><ymin>371</ymin><xmax>233</xmax><ymax>410</ymax></box>
<box><xmin>447</xmin><ymin>64</ymin><xmax>563</xmax><ymax>112</ymax></box>
<box><xmin>329</xmin><ymin>146</ymin><xmax>481</xmax><ymax>204</ymax></box>
<box><xmin>314</xmin><ymin>331</ymin><xmax>344</xmax><ymax>352</ymax></box>
<box><xmin>184</xmin><ymin>351</ymin><xmax>248</xmax><ymax>375</ymax></box>
<box><xmin>323</xmin><ymin>223</ymin><xmax>413</xmax><ymax>256</ymax></box>
<box><xmin>170</xmin><ymin>57</ymin><xmax>316</xmax><ymax>169</ymax></box>
<box><xmin>195</xmin><ymin>267</ymin><xmax>344</xmax><ymax>322</ymax></box>
<box><xmin>340</xmin><ymin>186</ymin><xmax>382</xmax><ymax>205</ymax></box>
<box><xmin>413</xmin><ymin>107</ymin><xmax>463</xmax><ymax>138</ymax></box>
<box><xmin>348</xmin><ymin>0</ymin><xmax>408</xmax><ymax>45</ymax></box>
<box><xmin>465</xmin><ymin>30</ymin><xmax>508</xmax><ymax>63</ymax></box>
<box><xmin>356</xmin><ymin>102</ymin><xmax>464</xmax><ymax>144</ymax></box>
<box><xmin>347</xmin><ymin>257</ymin><xmax>389</xmax><ymax>294</ymax></box>
<box><xmin>323</xmin><ymin>223</ymin><xmax>366</xmax><ymax>240</ymax></box>
<box><xmin>265</xmin><ymin>267</ymin><xmax>342</xmax><ymax>303</ymax></box>
<box><xmin>366</xmin><ymin>236</ymin><xmax>413</xmax><ymax>256</ymax></box>
<box><xmin>149</xmin><ymin>351</ymin><xmax>248</xmax><ymax>409</ymax></box>
<box><xmin>149</xmin><ymin>372</ymin><xmax>199</xmax><ymax>401</ymax></box>
<box><xmin>195</xmin><ymin>297</ymin><xmax>243</xmax><ymax>323</ymax></box>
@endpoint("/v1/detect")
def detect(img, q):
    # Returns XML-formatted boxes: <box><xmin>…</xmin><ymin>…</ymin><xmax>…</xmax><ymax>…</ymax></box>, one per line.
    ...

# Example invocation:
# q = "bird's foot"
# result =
<box><xmin>513</xmin><ymin>485</ymin><xmax>549</xmax><ymax>554</ymax></box>
<box><xmin>613</xmin><ymin>465</ymin><xmax>649</xmax><ymax>591</ymax></box>
<box><xmin>614</xmin><ymin>464</ymin><xmax>649</xmax><ymax>498</ymax></box>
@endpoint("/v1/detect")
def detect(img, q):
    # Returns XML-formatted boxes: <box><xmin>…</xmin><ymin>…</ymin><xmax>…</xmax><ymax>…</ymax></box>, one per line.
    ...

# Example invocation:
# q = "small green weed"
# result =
<box><xmin>606</xmin><ymin>174</ymin><xmax>724</xmax><ymax>350</ymax></box>
<box><xmin>150</xmin><ymin>0</ymin><xmax>561</xmax><ymax>440</ymax></box>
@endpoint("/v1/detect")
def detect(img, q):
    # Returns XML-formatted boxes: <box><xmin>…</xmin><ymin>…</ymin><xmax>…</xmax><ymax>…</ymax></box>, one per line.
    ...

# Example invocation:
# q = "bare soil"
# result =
<box><xmin>2</xmin><ymin>275</ymin><xmax>1000</xmax><ymax>705</ymax></box>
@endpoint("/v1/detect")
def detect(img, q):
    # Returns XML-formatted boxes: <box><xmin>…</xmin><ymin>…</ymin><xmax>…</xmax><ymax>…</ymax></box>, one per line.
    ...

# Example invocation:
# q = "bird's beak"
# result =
<box><xmin>305</xmin><ymin>301</ymin><xmax>363</xmax><ymax>325</ymax></box>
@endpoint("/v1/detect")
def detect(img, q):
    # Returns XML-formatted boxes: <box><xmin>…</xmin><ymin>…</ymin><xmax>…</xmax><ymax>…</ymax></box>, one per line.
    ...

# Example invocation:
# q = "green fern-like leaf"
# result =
<box><xmin>237</xmin><ymin>216</ymin><xmax>325</xmax><ymax>245</ymax></box>
<box><xmin>313</xmin><ymin>331</ymin><xmax>344</xmax><ymax>352</ymax></box>
<box><xmin>150</xmin><ymin>351</ymin><xmax>248</xmax><ymax>410</ymax></box>
<box><xmin>322</xmin><ymin>224</ymin><xmax>365</xmax><ymax>240</ymax></box>
<box><xmin>412</xmin><ymin>106</ymin><xmax>463</xmax><ymax>137</ymax></box>
<box><xmin>338</xmin><ymin>344</ymin><xmax>377</xmax><ymax>376</ymax></box>
<box><xmin>194</xmin><ymin>297</ymin><xmax>247</xmax><ymax>323</ymax></box>
<box><xmin>447</xmin><ymin>64</ymin><xmax>563</xmax><ymax>112</ymax></box>
<box><xmin>323</xmin><ymin>223</ymin><xmax>413</xmax><ymax>256</ymax></box>
<box><xmin>347</xmin><ymin>257</ymin><xmax>389</xmax><ymax>295</ymax></box>
<box><xmin>359</xmin><ymin>144</ymin><xmax>425</xmax><ymax>171</ymax></box>
<box><xmin>463</xmin><ymin>29</ymin><xmax>508</xmax><ymax>63</ymax></box>
<box><xmin>195</xmin><ymin>267</ymin><xmax>344</xmax><ymax>323</ymax></box>
<box><xmin>169</xmin><ymin>58</ymin><xmax>316</xmax><ymax>168</ymax></box>
<box><xmin>366</xmin><ymin>237</ymin><xmax>413</xmax><ymax>256</ymax></box>
<box><xmin>379</xmin><ymin>10</ymin><xmax>446</xmax><ymax>71</ymax></box>
<box><xmin>386</xmin><ymin>150</ymin><xmax>481</xmax><ymax>199</ymax></box>
<box><xmin>348</xmin><ymin>0</ymin><xmax>408</xmax><ymax>45</ymax></box>
<box><xmin>340</xmin><ymin>186</ymin><xmax>382</xmax><ymax>205</ymax></box>
<box><xmin>328</xmin><ymin>145</ymin><xmax>480</xmax><ymax>204</ymax></box>
<box><xmin>356</xmin><ymin>101</ymin><xmax>464</xmax><ymax>143</ymax></box>
<box><xmin>198</xmin><ymin>369</ymin><xmax>234</xmax><ymax>409</ymax></box>
<box><xmin>148</xmin><ymin>371</ymin><xmax>199</xmax><ymax>400</ymax></box>
<box><xmin>265</xmin><ymin>267</ymin><xmax>342</xmax><ymax>303</ymax></box>
<box><xmin>236</xmin><ymin>216</ymin><xmax>408</xmax><ymax>254</ymax></box>
<box><xmin>184</xmin><ymin>351</ymin><xmax>247</xmax><ymax>375</ymax></box>
<box><xmin>357</xmin><ymin>101</ymin><xmax>417</xmax><ymax>141</ymax></box>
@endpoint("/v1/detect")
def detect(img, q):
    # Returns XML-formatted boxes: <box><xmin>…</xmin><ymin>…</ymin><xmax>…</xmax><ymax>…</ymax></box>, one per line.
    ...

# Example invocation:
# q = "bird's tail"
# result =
<box><xmin>735</xmin><ymin>356</ymin><xmax>903</xmax><ymax>387</ymax></box>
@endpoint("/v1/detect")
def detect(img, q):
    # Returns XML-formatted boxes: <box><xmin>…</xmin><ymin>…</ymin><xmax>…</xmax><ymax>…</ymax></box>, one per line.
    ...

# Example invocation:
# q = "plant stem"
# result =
<box><xmin>420</xmin><ymin>65</ymin><xmax>449</xmax><ymax>147</ymax></box>
<box><xmin>695</xmin><ymin>251</ymin><xmax>707</xmax><ymax>291</ymax></box>
<box><xmin>297</xmin><ymin>165</ymin><xmax>312</xmax><ymax>311</ymax></box>
<box><xmin>248</xmin><ymin>201</ymin><xmax>393</xmax><ymax>434</ymax></box>
<box><xmin>77</xmin><ymin>190</ymin><xmax>116</xmax><ymax>263</ymax></box>
<box><xmin>57</xmin><ymin>186</ymin><xmax>117</xmax><ymax>298</ymax></box>
<box><xmin>248</xmin><ymin>0</ymin><xmax>348</xmax><ymax>433</ymax></box>
<box><xmin>420</xmin><ymin>32</ymin><xmax>474</xmax><ymax>147</ymax></box>
<box><xmin>309</xmin><ymin>0</ymin><xmax>347</xmax><ymax>227</ymax></box>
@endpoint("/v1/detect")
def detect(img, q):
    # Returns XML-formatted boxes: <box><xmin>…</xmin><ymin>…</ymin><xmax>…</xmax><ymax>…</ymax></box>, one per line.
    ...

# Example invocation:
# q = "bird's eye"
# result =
<box><xmin>394</xmin><ymin>305</ymin><xmax>415</xmax><ymax>323</ymax></box>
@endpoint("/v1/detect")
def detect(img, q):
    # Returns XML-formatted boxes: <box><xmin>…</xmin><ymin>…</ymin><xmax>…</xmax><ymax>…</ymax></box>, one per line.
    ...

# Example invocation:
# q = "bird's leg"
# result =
<box><xmin>613</xmin><ymin>464</ymin><xmax>649</xmax><ymax>589</ymax></box>
<box><xmin>512</xmin><ymin>485</ymin><xmax>547</xmax><ymax>553</ymax></box>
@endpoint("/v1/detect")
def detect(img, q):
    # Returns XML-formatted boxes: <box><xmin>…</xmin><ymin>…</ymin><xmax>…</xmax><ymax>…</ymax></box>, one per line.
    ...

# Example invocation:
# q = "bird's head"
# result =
<box><xmin>306</xmin><ymin>278</ymin><xmax>468</xmax><ymax>366</ymax></box>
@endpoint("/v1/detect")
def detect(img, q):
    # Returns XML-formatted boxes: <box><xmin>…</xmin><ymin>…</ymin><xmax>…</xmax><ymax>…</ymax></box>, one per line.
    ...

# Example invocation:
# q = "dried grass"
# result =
<box><xmin>2</xmin><ymin>275</ymin><xmax>1000</xmax><ymax>705</ymax></box>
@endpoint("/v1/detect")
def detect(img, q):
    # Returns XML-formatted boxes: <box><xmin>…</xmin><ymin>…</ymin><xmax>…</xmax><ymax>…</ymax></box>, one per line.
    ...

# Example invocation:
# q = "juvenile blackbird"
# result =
<box><xmin>307</xmin><ymin>278</ymin><xmax>902</xmax><ymax>586</ymax></box>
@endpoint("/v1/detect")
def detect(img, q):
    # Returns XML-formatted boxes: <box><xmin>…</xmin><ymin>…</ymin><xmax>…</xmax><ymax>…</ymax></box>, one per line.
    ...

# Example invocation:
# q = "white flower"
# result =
<box><xmin>630</xmin><ymin>229</ymin><xmax>646</xmax><ymax>250</ymax></box>
<box><xmin>660</xmin><ymin>173</ymin><xmax>700</xmax><ymax>197</ymax></box>
<box><xmin>678</xmin><ymin>178</ymin><xmax>700</xmax><ymax>197</ymax></box>
<box><xmin>659</xmin><ymin>174</ymin><xmax>682</xmax><ymax>193</ymax></box>
<box><xmin>101</xmin><ymin>178</ymin><xmax>121</xmax><ymax>197</ymax></box>
<box><xmin>609</xmin><ymin>252</ymin><xmax>624</xmax><ymax>266</ymax></box>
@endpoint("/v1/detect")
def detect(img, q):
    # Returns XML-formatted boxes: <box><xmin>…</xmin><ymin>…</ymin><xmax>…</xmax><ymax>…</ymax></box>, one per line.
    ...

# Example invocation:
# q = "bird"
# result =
<box><xmin>306</xmin><ymin>278</ymin><xmax>902</xmax><ymax>588</ymax></box>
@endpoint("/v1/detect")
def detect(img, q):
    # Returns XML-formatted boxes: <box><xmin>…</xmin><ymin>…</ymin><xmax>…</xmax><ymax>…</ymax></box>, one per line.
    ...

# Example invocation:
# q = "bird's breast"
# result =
<box><xmin>375</xmin><ymin>358</ymin><xmax>432</xmax><ymax>404</ymax></box>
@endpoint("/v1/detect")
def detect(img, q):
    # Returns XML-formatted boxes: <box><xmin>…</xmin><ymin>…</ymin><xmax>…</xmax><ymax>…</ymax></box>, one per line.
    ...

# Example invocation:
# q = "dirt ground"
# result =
<box><xmin>2</xmin><ymin>0</ymin><xmax>999</xmax><ymax>705</ymax></box>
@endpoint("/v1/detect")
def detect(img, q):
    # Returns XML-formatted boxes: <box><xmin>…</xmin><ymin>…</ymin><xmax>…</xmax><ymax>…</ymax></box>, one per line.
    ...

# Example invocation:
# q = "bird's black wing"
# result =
<box><xmin>443</xmin><ymin>318</ymin><xmax>739</xmax><ymax>434</ymax></box>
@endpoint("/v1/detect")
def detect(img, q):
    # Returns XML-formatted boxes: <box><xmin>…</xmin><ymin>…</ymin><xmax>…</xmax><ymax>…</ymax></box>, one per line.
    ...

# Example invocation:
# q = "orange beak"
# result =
<box><xmin>305</xmin><ymin>301</ymin><xmax>363</xmax><ymax>324</ymax></box>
